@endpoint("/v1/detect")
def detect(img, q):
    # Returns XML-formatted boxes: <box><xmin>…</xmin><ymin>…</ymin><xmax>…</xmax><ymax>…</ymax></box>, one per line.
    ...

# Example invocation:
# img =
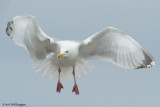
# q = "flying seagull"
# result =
<box><xmin>6</xmin><ymin>15</ymin><xmax>155</xmax><ymax>95</ymax></box>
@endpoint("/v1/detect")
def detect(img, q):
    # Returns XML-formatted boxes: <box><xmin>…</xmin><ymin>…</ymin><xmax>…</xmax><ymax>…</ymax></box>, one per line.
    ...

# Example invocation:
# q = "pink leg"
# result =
<box><xmin>56</xmin><ymin>68</ymin><xmax>63</xmax><ymax>93</ymax></box>
<box><xmin>72</xmin><ymin>69</ymin><xmax>79</xmax><ymax>95</ymax></box>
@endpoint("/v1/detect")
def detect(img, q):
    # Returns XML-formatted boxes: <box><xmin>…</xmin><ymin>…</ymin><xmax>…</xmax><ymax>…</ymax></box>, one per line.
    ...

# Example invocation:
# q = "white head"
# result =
<box><xmin>57</xmin><ymin>41</ymin><xmax>79</xmax><ymax>59</ymax></box>
<box><xmin>57</xmin><ymin>50</ymin><xmax>71</xmax><ymax>59</ymax></box>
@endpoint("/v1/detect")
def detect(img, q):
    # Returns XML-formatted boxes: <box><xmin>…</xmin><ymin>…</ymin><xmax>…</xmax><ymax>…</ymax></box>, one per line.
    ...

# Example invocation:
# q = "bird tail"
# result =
<box><xmin>33</xmin><ymin>59</ymin><xmax>93</xmax><ymax>81</ymax></box>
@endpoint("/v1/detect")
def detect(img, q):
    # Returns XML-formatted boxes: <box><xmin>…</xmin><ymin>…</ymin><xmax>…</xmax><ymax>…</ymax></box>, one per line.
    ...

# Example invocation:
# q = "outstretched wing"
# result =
<box><xmin>6</xmin><ymin>15</ymin><xmax>58</xmax><ymax>61</ymax></box>
<box><xmin>79</xmin><ymin>27</ymin><xmax>155</xmax><ymax>69</ymax></box>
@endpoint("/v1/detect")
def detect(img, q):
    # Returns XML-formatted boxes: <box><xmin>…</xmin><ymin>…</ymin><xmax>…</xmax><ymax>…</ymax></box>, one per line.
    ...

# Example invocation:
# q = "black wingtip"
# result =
<box><xmin>6</xmin><ymin>26</ymin><xmax>10</xmax><ymax>36</ymax></box>
<box><xmin>135</xmin><ymin>48</ymin><xmax>155</xmax><ymax>69</ymax></box>
<box><xmin>6</xmin><ymin>21</ymin><xmax>14</xmax><ymax>39</ymax></box>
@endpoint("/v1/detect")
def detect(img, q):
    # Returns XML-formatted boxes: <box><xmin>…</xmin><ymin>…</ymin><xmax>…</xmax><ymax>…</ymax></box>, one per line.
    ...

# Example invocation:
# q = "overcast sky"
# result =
<box><xmin>0</xmin><ymin>0</ymin><xmax>159</xmax><ymax>107</ymax></box>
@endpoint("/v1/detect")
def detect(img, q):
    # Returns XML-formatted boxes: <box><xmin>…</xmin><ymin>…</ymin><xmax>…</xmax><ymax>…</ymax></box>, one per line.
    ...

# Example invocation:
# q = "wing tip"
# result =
<box><xmin>134</xmin><ymin>48</ymin><xmax>155</xmax><ymax>69</ymax></box>
<box><xmin>6</xmin><ymin>20</ymin><xmax>14</xmax><ymax>39</ymax></box>
<box><xmin>135</xmin><ymin>60</ymin><xmax>155</xmax><ymax>69</ymax></box>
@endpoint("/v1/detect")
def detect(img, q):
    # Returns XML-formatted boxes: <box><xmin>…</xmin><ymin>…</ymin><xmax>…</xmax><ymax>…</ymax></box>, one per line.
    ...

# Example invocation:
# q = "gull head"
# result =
<box><xmin>57</xmin><ymin>50</ymin><xmax>70</xmax><ymax>59</ymax></box>
<box><xmin>56</xmin><ymin>41</ymin><xmax>80</xmax><ymax>60</ymax></box>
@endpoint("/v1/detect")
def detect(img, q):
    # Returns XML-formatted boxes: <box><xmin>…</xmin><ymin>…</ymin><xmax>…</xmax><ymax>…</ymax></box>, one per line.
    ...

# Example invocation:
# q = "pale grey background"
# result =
<box><xmin>0</xmin><ymin>0</ymin><xmax>159</xmax><ymax>107</ymax></box>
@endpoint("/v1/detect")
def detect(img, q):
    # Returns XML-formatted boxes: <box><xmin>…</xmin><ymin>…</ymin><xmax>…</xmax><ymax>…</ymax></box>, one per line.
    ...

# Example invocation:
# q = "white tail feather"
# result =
<box><xmin>33</xmin><ymin>59</ymin><xmax>93</xmax><ymax>81</ymax></box>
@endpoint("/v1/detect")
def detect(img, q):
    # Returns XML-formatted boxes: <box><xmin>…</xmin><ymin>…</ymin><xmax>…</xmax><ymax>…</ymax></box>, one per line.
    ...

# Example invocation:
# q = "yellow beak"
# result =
<box><xmin>57</xmin><ymin>53</ymin><xmax>63</xmax><ymax>59</ymax></box>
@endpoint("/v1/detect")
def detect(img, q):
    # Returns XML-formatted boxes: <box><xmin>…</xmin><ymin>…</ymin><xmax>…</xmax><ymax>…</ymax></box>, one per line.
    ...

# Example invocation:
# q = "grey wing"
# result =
<box><xmin>6</xmin><ymin>15</ymin><xmax>58</xmax><ymax>61</ymax></box>
<box><xmin>79</xmin><ymin>27</ymin><xmax>155</xmax><ymax>69</ymax></box>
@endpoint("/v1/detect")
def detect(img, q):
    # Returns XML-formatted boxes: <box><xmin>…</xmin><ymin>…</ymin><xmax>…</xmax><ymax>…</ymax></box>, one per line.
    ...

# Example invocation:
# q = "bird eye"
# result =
<box><xmin>65</xmin><ymin>51</ymin><xmax>69</xmax><ymax>53</ymax></box>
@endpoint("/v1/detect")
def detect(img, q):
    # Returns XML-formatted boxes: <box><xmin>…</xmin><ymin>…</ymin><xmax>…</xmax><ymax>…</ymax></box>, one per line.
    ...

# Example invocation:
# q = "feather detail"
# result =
<box><xmin>79</xmin><ymin>27</ymin><xmax>155</xmax><ymax>69</ymax></box>
<box><xmin>33</xmin><ymin>58</ymin><xmax>93</xmax><ymax>81</ymax></box>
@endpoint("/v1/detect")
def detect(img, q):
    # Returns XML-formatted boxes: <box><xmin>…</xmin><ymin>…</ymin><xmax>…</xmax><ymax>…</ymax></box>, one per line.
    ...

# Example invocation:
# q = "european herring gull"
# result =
<box><xmin>6</xmin><ymin>15</ymin><xmax>155</xmax><ymax>95</ymax></box>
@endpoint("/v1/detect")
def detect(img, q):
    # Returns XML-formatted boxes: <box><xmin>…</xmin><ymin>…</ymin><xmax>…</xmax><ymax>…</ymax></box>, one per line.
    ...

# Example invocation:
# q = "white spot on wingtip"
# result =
<box><xmin>151</xmin><ymin>61</ymin><xmax>155</xmax><ymax>66</ymax></box>
<box><xmin>146</xmin><ymin>61</ymin><xmax>155</xmax><ymax>68</ymax></box>
<box><xmin>147</xmin><ymin>64</ymin><xmax>151</xmax><ymax>68</ymax></box>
